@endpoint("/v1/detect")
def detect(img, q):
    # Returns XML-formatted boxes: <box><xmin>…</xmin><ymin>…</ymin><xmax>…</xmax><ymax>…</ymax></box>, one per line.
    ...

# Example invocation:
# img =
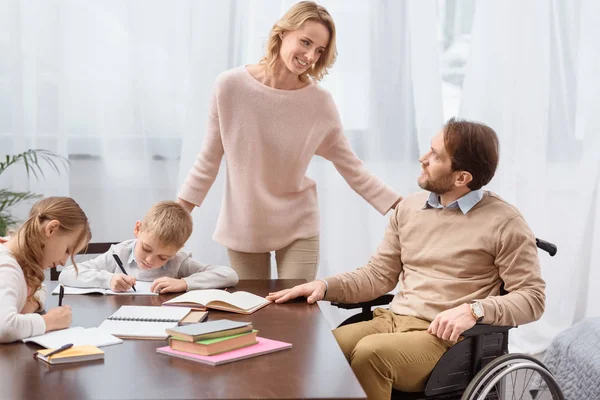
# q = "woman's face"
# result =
<box><xmin>278</xmin><ymin>20</ymin><xmax>330</xmax><ymax>77</ymax></box>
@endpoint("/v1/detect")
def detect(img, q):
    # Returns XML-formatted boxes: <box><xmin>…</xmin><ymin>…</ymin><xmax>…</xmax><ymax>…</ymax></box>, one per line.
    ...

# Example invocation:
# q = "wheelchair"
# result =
<box><xmin>331</xmin><ymin>238</ymin><xmax>563</xmax><ymax>400</ymax></box>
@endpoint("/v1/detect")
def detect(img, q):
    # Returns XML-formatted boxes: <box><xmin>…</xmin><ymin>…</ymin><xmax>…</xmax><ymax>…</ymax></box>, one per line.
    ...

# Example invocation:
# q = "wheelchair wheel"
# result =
<box><xmin>460</xmin><ymin>354</ymin><xmax>564</xmax><ymax>400</ymax></box>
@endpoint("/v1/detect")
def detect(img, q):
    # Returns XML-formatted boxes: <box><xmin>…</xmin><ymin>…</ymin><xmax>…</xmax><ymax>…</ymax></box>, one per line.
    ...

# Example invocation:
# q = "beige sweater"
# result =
<box><xmin>179</xmin><ymin>66</ymin><xmax>400</xmax><ymax>253</ymax></box>
<box><xmin>324</xmin><ymin>191</ymin><xmax>546</xmax><ymax>326</ymax></box>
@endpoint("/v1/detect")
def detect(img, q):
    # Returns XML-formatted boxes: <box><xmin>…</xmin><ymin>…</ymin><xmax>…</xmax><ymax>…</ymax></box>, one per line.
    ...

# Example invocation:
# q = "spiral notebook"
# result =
<box><xmin>98</xmin><ymin>306</ymin><xmax>192</xmax><ymax>340</ymax></box>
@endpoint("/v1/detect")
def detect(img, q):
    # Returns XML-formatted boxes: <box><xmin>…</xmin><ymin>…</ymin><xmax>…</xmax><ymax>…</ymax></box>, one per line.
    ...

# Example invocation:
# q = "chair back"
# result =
<box><xmin>49</xmin><ymin>242</ymin><xmax>119</xmax><ymax>281</ymax></box>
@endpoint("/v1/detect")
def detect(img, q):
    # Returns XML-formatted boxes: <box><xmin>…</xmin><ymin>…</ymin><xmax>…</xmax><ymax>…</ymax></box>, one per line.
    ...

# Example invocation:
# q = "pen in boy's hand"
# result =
<box><xmin>112</xmin><ymin>254</ymin><xmax>136</xmax><ymax>292</ymax></box>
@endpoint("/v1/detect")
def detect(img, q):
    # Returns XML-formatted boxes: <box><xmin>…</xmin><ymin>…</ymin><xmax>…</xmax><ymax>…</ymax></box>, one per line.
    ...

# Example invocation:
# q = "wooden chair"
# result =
<box><xmin>49</xmin><ymin>242</ymin><xmax>119</xmax><ymax>281</ymax></box>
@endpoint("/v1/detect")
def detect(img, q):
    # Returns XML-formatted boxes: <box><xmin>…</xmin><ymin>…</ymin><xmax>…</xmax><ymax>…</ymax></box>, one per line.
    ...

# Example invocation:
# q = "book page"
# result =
<box><xmin>164</xmin><ymin>289</ymin><xmax>231</xmax><ymax>307</ymax></box>
<box><xmin>52</xmin><ymin>286</ymin><xmax>106</xmax><ymax>295</ymax></box>
<box><xmin>98</xmin><ymin>320</ymin><xmax>176</xmax><ymax>339</ymax></box>
<box><xmin>104</xmin><ymin>281</ymin><xmax>158</xmax><ymax>296</ymax></box>
<box><xmin>53</xmin><ymin>281</ymin><xmax>158</xmax><ymax>296</ymax></box>
<box><xmin>210</xmin><ymin>291</ymin><xmax>270</xmax><ymax>310</ymax></box>
<box><xmin>108</xmin><ymin>305</ymin><xmax>192</xmax><ymax>321</ymax></box>
<box><xmin>22</xmin><ymin>327</ymin><xmax>123</xmax><ymax>348</ymax></box>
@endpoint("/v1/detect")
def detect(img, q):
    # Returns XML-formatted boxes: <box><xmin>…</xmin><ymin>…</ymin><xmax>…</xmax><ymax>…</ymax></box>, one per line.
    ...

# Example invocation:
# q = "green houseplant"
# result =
<box><xmin>0</xmin><ymin>150</ymin><xmax>68</xmax><ymax>236</ymax></box>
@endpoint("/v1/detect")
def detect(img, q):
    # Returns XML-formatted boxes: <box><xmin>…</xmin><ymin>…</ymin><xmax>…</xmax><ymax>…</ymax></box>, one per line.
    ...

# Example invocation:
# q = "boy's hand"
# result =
<box><xmin>150</xmin><ymin>277</ymin><xmax>188</xmax><ymax>294</ymax></box>
<box><xmin>43</xmin><ymin>306</ymin><xmax>72</xmax><ymax>332</ymax></box>
<box><xmin>110</xmin><ymin>274</ymin><xmax>137</xmax><ymax>292</ymax></box>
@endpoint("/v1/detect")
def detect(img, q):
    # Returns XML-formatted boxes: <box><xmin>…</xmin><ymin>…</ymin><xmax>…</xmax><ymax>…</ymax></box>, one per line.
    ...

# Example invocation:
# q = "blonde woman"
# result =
<box><xmin>178</xmin><ymin>1</ymin><xmax>402</xmax><ymax>281</ymax></box>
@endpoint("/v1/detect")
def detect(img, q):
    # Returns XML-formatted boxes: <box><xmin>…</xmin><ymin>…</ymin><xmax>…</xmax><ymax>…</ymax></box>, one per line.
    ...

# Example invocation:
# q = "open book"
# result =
<box><xmin>52</xmin><ymin>281</ymin><xmax>158</xmax><ymax>296</ymax></box>
<box><xmin>163</xmin><ymin>289</ymin><xmax>271</xmax><ymax>315</ymax></box>
<box><xmin>97</xmin><ymin>306</ymin><xmax>193</xmax><ymax>340</ymax></box>
<box><xmin>23</xmin><ymin>327</ymin><xmax>123</xmax><ymax>348</ymax></box>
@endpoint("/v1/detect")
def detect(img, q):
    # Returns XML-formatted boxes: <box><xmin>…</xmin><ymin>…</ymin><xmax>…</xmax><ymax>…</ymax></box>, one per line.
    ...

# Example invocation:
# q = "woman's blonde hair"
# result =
<box><xmin>16</xmin><ymin>197</ymin><xmax>91</xmax><ymax>298</ymax></box>
<box><xmin>260</xmin><ymin>1</ymin><xmax>337</xmax><ymax>83</ymax></box>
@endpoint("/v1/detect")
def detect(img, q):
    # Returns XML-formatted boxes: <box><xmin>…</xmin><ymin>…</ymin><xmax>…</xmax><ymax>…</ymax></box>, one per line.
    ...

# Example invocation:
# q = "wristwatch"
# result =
<box><xmin>469</xmin><ymin>300</ymin><xmax>484</xmax><ymax>322</ymax></box>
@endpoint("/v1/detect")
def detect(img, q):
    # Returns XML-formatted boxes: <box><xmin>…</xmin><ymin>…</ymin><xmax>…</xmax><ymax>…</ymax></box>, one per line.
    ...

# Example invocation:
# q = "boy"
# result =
<box><xmin>59</xmin><ymin>201</ymin><xmax>238</xmax><ymax>293</ymax></box>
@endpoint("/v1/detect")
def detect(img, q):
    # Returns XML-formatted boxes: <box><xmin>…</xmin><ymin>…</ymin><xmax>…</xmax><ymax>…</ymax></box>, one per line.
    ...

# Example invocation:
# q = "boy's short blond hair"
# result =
<box><xmin>141</xmin><ymin>201</ymin><xmax>193</xmax><ymax>248</ymax></box>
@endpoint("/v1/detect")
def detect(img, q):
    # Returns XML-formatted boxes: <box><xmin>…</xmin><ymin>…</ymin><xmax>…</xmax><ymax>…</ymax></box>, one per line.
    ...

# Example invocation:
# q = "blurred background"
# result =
<box><xmin>1</xmin><ymin>0</ymin><xmax>598</xmax><ymax>354</ymax></box>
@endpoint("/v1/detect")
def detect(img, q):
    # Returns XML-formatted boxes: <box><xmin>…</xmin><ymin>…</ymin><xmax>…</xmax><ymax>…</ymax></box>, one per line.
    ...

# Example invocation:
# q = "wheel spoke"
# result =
<box><xmin>521</xmin><ymin>369</ymin><xmax>536</xmax><ymax>400</ymax></box>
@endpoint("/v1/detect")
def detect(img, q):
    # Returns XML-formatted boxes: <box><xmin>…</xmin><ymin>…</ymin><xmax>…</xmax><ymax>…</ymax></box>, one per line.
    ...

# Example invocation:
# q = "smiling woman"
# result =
<box><xmin>177</xmin><ymin>1</ymin><xmax>403</xmax><ymax>282</ymax></box>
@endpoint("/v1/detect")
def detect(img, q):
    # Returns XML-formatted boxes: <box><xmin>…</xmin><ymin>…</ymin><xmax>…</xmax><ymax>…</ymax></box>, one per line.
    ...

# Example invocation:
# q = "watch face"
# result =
<box><xmin>472</xmin><ymin>302</ymin><xmax>484</xmax><ymax>318</ymax></box>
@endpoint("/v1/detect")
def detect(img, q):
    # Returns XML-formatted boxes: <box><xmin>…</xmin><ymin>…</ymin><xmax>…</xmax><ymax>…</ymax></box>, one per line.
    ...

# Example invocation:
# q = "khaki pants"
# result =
<box><xmin>333</xmin><ymin>308</ymin><xmax>453</xmax><ymax>400</ymax></box>
<box><xmin>227</xmin><ymin>235</ymin><xmax>319</xmax><ymax>282</ymax></box>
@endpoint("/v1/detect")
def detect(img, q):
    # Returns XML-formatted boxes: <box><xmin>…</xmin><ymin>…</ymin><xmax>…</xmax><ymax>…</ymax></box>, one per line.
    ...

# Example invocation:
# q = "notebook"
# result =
<box><xmin>36</xmin><ymin>345</ymin><xmax>104</xmax><ymax>365</ymax></box>
<box><xmin>97</xmin><ymin>305</ymin><xmax>192</xmax><ymax>340</ymax></box>
<box><xmin>22</xmin><ymin>327</ymin><xmax>123</xmax><ymax>348</ymax></box>
<box><xmin>157</xmin><ymin>337</ymin><xmax>292</xmax><ymax>365</ymax></box>
<box><xmin>169</xmin><ymin>330</ymin><xmax>258</xmax><ymax>356</ymax></box>
<box><xmin>166</xmin><ymin>319</ymin><xmax>253</xmax><ymax>342</ymax></box>
<box><xmin>52</xmin><ymin>281</ymin><xmax>158</xmax><ymax>296</ymax></box>
<box><xmin>163</xmin><ymin>289</ymin><xmax>271</xmax><ymax>314</ymax></box>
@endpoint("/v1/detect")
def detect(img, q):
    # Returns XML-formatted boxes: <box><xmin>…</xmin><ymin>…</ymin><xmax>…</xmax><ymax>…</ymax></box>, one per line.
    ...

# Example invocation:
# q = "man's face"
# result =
<box><xmin>418</xmin><ymin>129</ymin><xmax>457</xmax><ymax>194</ymax></box>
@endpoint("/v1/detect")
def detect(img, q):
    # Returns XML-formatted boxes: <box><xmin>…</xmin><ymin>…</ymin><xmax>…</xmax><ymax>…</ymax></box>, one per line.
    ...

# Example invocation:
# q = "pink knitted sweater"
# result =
<box><xmin>179</xmin><ymin>66</ymin><xmax>400</xmax><ymax>253</ymax></box>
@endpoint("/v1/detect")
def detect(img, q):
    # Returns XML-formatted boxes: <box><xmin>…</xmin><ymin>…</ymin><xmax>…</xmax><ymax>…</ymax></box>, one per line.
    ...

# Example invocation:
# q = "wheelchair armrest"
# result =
<box><xmin>330</xmin><ymin>294</ymin><xmax>395</xmax><ymax>310</ymax></box>
<box><xmin>462</xmin><ymin>323</ymin><xmax>513</xmax><ymax>337</ymax></box>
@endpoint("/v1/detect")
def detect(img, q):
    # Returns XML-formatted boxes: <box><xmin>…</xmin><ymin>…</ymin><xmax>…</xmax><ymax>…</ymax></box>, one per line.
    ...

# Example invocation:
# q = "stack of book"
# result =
<box><xmin>158</xmin><ymin>319</ymin><xmax>292</xmax><ymax>365</ymax></box>
<box><xmin>166</xmin><ymin>320</ymin><xmax>258</xmax><ymax>356</ymax></box>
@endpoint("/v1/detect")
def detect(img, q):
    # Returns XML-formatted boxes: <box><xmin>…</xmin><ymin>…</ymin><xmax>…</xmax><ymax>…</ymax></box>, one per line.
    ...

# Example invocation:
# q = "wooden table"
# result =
<box><xmin>0</xmin><ymin>280</ymin><xmax>366</xmax><ymax>400</ymax></box>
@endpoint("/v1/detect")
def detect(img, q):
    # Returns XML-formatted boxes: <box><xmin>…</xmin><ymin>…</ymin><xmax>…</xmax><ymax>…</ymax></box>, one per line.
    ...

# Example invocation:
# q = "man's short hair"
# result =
<box><xmin>141</xmin><ymin>201</ymin><xmax>193</xmax><ymax>248</ymax></box>
<box><xmin>444</xmin><ymin>118</ymin><xmax>500</xmax><ymax>190</ymax></box>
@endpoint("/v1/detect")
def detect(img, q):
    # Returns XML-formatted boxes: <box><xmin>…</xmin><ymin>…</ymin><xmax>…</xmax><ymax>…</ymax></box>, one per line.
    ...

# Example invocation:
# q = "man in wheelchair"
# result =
<box><xmin>267</xmin><ymin>118</ymin><xmax>546</xmax><ymax>400</ymax></box>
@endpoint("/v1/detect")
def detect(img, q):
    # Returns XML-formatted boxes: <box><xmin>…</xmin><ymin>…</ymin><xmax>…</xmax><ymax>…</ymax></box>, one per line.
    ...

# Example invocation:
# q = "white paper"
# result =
<box><xmin>52</xmin><ymin>280</ymin><xmax>158</xmax><ymax>296</ymax></box>
<box><xmin>23</xmin><ymin>327</ymin><xmax>123</xmax><ymax>348</ymax></box>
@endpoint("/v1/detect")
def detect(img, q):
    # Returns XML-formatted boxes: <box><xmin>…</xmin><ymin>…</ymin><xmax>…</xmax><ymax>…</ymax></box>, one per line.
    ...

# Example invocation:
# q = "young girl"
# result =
<box><xmin>0</xmin><ymin>197</ymin><xmax>91</xmax><ymax>343</ymax></box>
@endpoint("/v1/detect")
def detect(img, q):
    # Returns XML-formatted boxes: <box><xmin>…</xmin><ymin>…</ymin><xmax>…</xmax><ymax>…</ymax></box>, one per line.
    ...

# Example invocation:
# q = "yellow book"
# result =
<box><xmin>36</xmin><ymin>345</ymin><xmax>104</xmax><ymax>365</ymax></box>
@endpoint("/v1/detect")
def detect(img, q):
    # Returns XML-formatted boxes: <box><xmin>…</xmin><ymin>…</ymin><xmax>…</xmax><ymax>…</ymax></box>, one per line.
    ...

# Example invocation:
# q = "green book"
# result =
<box><xmin>172</xmin><ymin>330</ymin><xmax>258</xmax><ymax>345</ymax></box>
<box><xmin>169</xmin><ymin>330</ymin><xmax>259</xmax><ymax>356</ymax></box>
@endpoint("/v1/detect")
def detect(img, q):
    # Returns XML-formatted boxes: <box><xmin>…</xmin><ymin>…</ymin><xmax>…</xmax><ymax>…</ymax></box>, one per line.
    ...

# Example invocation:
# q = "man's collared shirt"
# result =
<box><xmin>423</xmin><ymin>189</ymin><xmax>483</xmax><ymax>214</ymax></box>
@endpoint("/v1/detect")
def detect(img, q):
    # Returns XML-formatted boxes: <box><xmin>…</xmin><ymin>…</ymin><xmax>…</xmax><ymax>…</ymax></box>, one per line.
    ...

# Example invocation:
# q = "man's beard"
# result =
<box><xmin>418</xmin><ymin>171</ymin><xmax>455</xmax><ymax>195</ymax></box>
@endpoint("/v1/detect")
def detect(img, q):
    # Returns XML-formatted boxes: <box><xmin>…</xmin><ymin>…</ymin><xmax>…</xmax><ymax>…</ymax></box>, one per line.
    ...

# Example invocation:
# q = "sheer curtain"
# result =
<box><xmin>459</xmin><ymin>0</ymin><xmax>600</xmax><ymax>353</ymax></box>
<box><xmin>1</xmin><ymin>0</ymin><xmax>191</xmax><ymax>241</ymax></box>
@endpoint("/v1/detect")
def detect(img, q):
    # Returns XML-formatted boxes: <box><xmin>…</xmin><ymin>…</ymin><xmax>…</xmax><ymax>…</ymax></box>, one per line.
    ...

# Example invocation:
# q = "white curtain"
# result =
<box><xmin>1</xmin><ymin>0</ymin><xmax>191</xmax><ymax>240</ymax></box>
<box><xmin>2</xmin><ymin>0</ymin><xmax>597</xmax><ymax>355</ymax></box>
<box><xmin>459</xmin><ymin>0</ymin><xmax>600</xmax><ymax>353</ymax></box>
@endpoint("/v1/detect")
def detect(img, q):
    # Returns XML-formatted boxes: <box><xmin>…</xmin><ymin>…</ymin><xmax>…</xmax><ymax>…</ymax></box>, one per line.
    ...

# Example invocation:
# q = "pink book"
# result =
<box><xmin>156</xmin><ymin>337</ymin><xmax>292</xmax><ymax>365</ymax></box>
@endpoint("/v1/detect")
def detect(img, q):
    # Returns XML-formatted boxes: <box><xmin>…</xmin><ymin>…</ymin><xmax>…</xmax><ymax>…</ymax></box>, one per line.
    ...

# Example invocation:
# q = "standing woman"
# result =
<box><xmin>178</xmin><ymin>1</ymin><xmax>401</xmax><ymax>282</ymax></box>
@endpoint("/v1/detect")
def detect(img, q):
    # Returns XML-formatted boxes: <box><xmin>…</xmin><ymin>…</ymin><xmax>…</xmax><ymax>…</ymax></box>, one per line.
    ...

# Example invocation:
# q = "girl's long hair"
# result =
<box><xmin>16</xmin><ymin>197</ymin><xmax>91</xmax><ymax>298</ymax></box>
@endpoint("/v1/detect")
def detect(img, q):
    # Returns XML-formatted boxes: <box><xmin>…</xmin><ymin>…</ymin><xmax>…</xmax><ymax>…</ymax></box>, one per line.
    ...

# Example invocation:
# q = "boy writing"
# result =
<box><xmin>59</xmin><ymin>201</ymin><xmax>238</xmax><ymax>293</ymax></box>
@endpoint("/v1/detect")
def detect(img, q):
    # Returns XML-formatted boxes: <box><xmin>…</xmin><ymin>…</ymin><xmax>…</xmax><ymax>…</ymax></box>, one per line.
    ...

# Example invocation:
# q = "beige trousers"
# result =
<box><xmin>227</xmin><ymin>235</ymin><xmax>319</xmax><ymax>282</ymax></box>
<box><xmin>333</xmin><ymin>308</ymin><xmax>453</xmax><ymax>400</ymax></box>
